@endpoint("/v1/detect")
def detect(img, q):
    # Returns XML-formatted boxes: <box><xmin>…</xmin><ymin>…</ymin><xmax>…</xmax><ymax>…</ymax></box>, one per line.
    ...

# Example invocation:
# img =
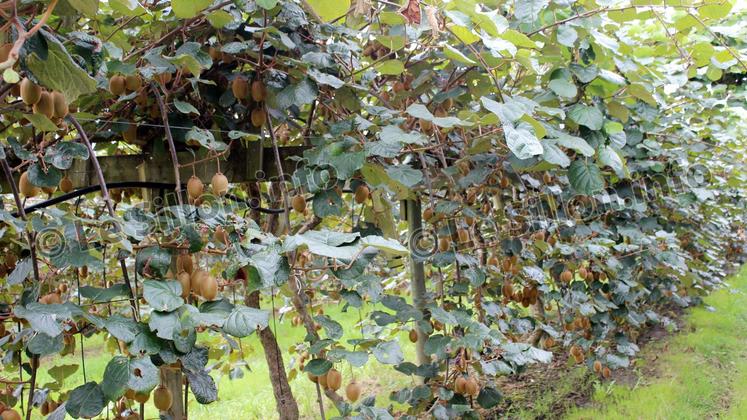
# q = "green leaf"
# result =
<box><xmin>66</xmin><ymin>382</ymin><xmax>106</xmax><ymax>419</ymax></box>
<box><xmin>185</xmin><ymin>127</ymin><xmax>226</xmax><ymax>151</ymax></box>
<box><xmin>568</xmin><ymin>104</ymin><xmax>603</xmax><ymax>130</ymax></box>
<box><xmin>149</xmin><ymin>310</ymin><xmax>180</xmax><ymax>340</ymax></box>
<box><xmin>307</xmin><ymin>68</ymin><xmax>345</xmax><ymax>89</ymax></box>
<box><xmin>186</xmin><ymin>370</ymin><xmax>218</xmax><ymax>404</ymax></box>
<box><xmin>206</xmin><ymin>10</ymin><xmax>233</xmax><ymax>28</ymax></box>
<box><xmin>597</xmin><ymin>145</ymin><xmax>628</xmax><ymax>179</ymax></box>
<box><xmin>386</xmin><ymin>165</ymin><xmax>422</xmax><ymax>188</ymax></box>
<box><xmin>568</xmin><ymin>159</ymin><xmax>604</xmax><ymax>195</ymax></box>
<box><xmin>223</xmin><ymin>305</ymin><xmax>270</xmax><ymax>337</ymax></box>
<box><xmin>444</xmin><ymin>44</ymin><xmax>476</xmax><ymax>65</ymax></box>
<box><xmin>548</xmin><ymin>78</ymin><xmax>577</xmax><ymax>98</ymax></box>
<box><xmin>314</xmin><ymin>315</ymin><xmax>343</xmax><ymax>340</ymax></box>
<box><xmin>304</xmin><ymin>359</ymin><xmax>333</xmax><ymax>375</ymax></box>
<box><xmin>256</xmin><ymin>0</ymin><xmax>279</xmax><ymax>10</ymax></box>
<box><xmin>373</xmin><ymin>341</ymin><xmax>404</xmax><ymax>365</ymax></box>
<box><xmin>477</xmin><ymin>386</ymin><xmax>503</xmax><ymax>409</ymax></box>
<box><xmin>554</xmin><ymin>133</ymin><xmax>594</xmax><ymax>157</ymax></box>
<box><xmin>172</xmin><ymin>0</ymin><xmax>211</xmax><ymax>18</ymax></box>
<box><xmin>3</xmin><ymin>68</ymin><xmax>19</xmax><ymax>84</ymax></box>
<box><xmin>25</xmin><ymin>113</ymin><xmax>58</xmax><ymax>132</ymax></box>
<box><xmin>504</xmin><ymin>123</ymin><xmax>543</xmax><ymax>160</ymax></box>
<box><xmin>44</xmin><ymin>141</ymin><xmax>89</xmax><ymax>170</ymax></box>
<box><xmin>136</xmin><ymin>246</ymin><xmax>171</xmax><ymax>278</ymax></box>
<box><xmin>105</xmin><ymin>315</ymin><xmax>139</xmax><ymax>342</ymax></box>
<box><xmin>375</xmin><ymin>59</ymin><xmax>405</xmax><ymax>75</ymax></box>
<box><xmin>79</xmin><ymin>284</ymin><xmax>129</xmax><ymax>303</ymax></box>
<box><xmin>28</xmin><ymin>333</ymin><xmax>64</xmax><ymax>356</ymax></box>
<box><xmin>25</xmin><ymin>30</ymin><xmax>96</xmax><ymax>102</ymax></box>
<box><xmin>27</xmin><ymin>163</ymin><xmax>62</xmax><ymax>188</ymax></box>
<box><xmin>67</xmin><ymin>0</ymin><xmax>99</xmax><ymax>17</ymax></box>
<box><xmin>100</xmin><ymin>356</ymin><xmax>129</xmax><ymax>400</ymax></box>
<box><xmin>143</xmin><ymin>280</ymin><xmax>184</xmax><ymax>312</ymax></box>
<box><xmin>128</xmin><ymin>357</ymin><xmax>159</xmax><ymax>392</ymax></box>
<box><xmin>173</xmin><ymin>99</ymin><xmax>199</xmax><ymax>115</ymax></box>
<box><xmin>306</xmin><ymin>0</ymin><xmax>350</xmax><ymax>21</ymax></box>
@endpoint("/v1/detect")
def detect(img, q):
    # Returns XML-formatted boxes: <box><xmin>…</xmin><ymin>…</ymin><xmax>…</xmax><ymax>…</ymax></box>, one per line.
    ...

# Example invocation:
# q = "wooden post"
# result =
<box><xmin>406</xmin><ymin>198</ymin><xmax>429</xmax><ymax>368</ymax></box>
<box><xmin>160</xmin><ymin>365</ymin><xmax>185</xmax><ymax>419</ymax></box>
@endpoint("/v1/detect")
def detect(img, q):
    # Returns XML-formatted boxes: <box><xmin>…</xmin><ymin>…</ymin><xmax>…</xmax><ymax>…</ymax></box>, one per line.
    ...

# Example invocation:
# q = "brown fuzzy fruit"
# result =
<box><xmin>318</xmin><ymin>371</ymin><xmax>329</xmax><ymax>388</ymax></box>
<box><xmin>602</xmin><ymin>366</ymin><xmax>611</xmax><ymax>379</ymax></box>
<box><xmin>177</xmin><ymin>254</ymin><xmax>193</xmax><ymax>274</ymax></box>
<box><xmin>464</xmin><ymin>377</ymin><xmax>480</xmax><ymax>396</ymax></box>
<box><xmin>33</xmin><ymin>91</ymin><xmax>54</xmax><ymax>119</ymax></box>
<box><xmin>438</xmin><ymin>237</ymin><xmax>450</xmax><ymax>252</ymax></box>
<box><xmin>251</xmin><ymin>107</ymin><xmax>266</xmax><ymax>127</ymax></box>
<box><xmin>156</xmin><ymin>72</ymin><xmax>172</xmax><ymax>85</ymax></box>
<box><xmin>292</xmin><ymin>194</ymin><xmax>306</xmax><ymax>213</ymax></box>
<box><xmin>109</xmin><ymin>75</ymin><xmax>126</xmax><ymax>96</ymax></box>
<box><xmin>231</xmin><ymin>77</ymin><xmax>249</xmax><ymax>99</ymax></box>
<box><xmin>177</xmin><ymin>271</ymin><xmax>191</xmax><ymax>298</ymax></box>
<box><xmin>251</xmin><ymin>80</ymin><xmax>266</xmax><ymax>102</ymax></box>
<box><xmin>0</xmin><ymin>43</ymin><xmax>12</xmax><ymax>62</ymax></box>
<box><xmin>354</xmin><ymin>185</ymin><xmax>369</xmax><ymax>204</ymax></box>
<box><xmin>457</xmin><ymin>228</ymin><xmax>469</xmax><ymax>243</ymax></box>
<box><xmin>560</xmin><ymin>270</ymin><xmax>573</xmax><ymax>283</ymax></box>
<box><xmin>201</xmin><ymin>276</ymin><xmax>218</xmax><ymax>300</ymax></box>
<box><xmin>326</xmin><ymin>368</ymin><xmax>342</xmax><ymax>391</ymax></box>
<box><xmin>122</xmin><ymin>124</ymin><xmax>138</xmax><ymax>143</ymax></box>
<box><xmin>19</xmin><ymin>171</ymin><xmax>40</xmax><ymax>198</ymax></box>
<box><xmin>454</xmin><ymin>376</ymin><xmax>467</xmax><ymax>394</ymax></box>
<box><xmin>40</xmin><ymin>401</ymin><xmax>50</xmax><ymax>416</ymax></box>
<box><xmin>214</xmin><ymin>226</ymin><xmax>228</xmax><ymax>245</ymax></box>
<box><xmin>593</xmin><ymin>360</ymin><xmax>602</xmax><ymax>373</ymax></box>
<box><xmin>307</xmin><ymin>372</ymin><xmax>319</xmax><ymax>383</ymax></box>
<box><xmin>543</xmin><ymin>336</ymin><xmax>555</xmax><ymax>348</ymax></box>
<box><xmin>134</xmin><ymin>392</ymin><xmax>150</xmax><ymax>404</ymax></box>
<box><xmin>125</xmin><ymin>75</ymin><xmax>142</xmax><ymax>92</ymax></box>
<box><xmin>409</xmin><ymin>329</ymin><xmax>418</xmax><ymax>343</ymax></box>
<box><xmin>190</xmin><ymin>269</ymin><xmax>208</xmax><ymax>294</ymax></box>
<box><xmin>1</xmin><ymin>409</ymin><xmax>21</xmax><ymax>420</ymax></box>
<box><xmin>51</xmin><ymin>91</ymin><xmax>69</xmax><ymax>118</ymax></box>
<box><xmin>153</xmin><ymin>385</ymin><xmax>173</xmax><ymax>411</ymax></box>
<box><xmin>20</xmin><ymin>78</ymin><xmax>42</xmax><ymax>105</ymax></box>
<box><xmin>187</xmin><ymin>176</ymin><xmax>204</xmax><ymax>199</ymax></box>
<box><xmin>211</xmin><ymin>172</ymin><xmax>229</xmax><ymax>196</ymax></box>
<box><xmin>345</xmin><ymin>381</ymin><xmax>362</xmax><ymax>402</ymax></box>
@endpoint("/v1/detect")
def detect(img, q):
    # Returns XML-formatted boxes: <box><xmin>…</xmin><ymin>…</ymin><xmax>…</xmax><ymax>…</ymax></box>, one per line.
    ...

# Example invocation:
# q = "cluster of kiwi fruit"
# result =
<box><xmin>362</xmin><ymin>41</ymin><xmax>391</xmax><ymax>60</ymax></box>
<box><xmin>176</xmin><ymin>253</ymin><xmax>218</xmax><ymax>301</ymax></box>
<box><xmin>38</xmin><ymin>398</ymin><xmax>63</xmax><ymax>416</ymax></box>
<box><xmin>500</xmin><ymin>281</ymin><xmax>539</xmax><ymax>308</ymax></box>
<box><xmin>231</xmin><ymin>74</ymin><xmax>267</xmax><ymax>127</ymax></box>
<box><xmin>307</xmin><ymin>367</ymin><xmax>361</xmax><ymax>402</ymax></box>
<box><xmin>593</xmin><ymin>359</ymin><xmax>612</xmax><ymax>379</ymax></box>
<box><xmin>18</xmin><ymin>78</ymin><xmax>69</xmax><ymax>121</ymax></box>
<box><xmin>453</xmin><ymin>374</ymin><xmax>480</xmax><ymax>397</ymax></box>
<box><xmin>18</xmin><ymin>169</ymin><xmax>74</xmax><ymax>199</ymax></box>
<box><xmin>185</xmin><ymin>171</ymin><xmax>229</xmax><ymax>204</ymax></box>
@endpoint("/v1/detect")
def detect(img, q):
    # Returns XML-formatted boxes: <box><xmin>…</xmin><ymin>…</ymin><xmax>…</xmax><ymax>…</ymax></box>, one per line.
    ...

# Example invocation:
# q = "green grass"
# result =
<box><xmin>567</xmin><ymin>265</ymin><xmax>747</xmax><ymax>420</ymax></box>
<box><xmin>21</xmin><ymin>300</ymin><xmax>414</xmax><ymax>419</ymax></box>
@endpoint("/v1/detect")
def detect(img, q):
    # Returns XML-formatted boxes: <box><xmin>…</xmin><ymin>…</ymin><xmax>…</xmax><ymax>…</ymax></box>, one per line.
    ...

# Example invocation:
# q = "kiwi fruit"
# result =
<box><xmin>437</xmin><ymin>237</ymin><xmax>450</xmax><ymax>252</ymax></box>
<box><xmin>593</xmin><ymin>360</ymin><xmax>602</xmax><ymax>373</ymax></box>
<box><xmin>19</xmin><ymin>171</ymin><xmax>40</xmax><ymax>197</ymax></box>
<box><xmin>0</xmin><ymin>43</ymin><xmax>12</xmax><ymax>62</ymax></box>
<box><xmin>177</xmin><ymin>271</ymin><xmax>191</xmax><ymax>298</ymax></box>
<box><xmin>33</xmin><ymin>91</ymin><xmax>54</xmax><ymax>119</ymax></box>
<box><xmin>122</xmin><ymin>124</ymin><xmax>138</xmax><ymax>143</ymax></box>
<box><xmin>326</xmin><ymin>368</ymin><xmax>342</xmax><ymax>391</ymax></box>
<box><xmin>125</xmin><ymin>75</ymin><xmax>142</xmax><ymax>92</ymax></box>
<box><xmin>457</xmin><ymin>228</ymin><xmax>469</xmax><ymax>243</ymax></box>
<box><xmin>292</xmin><ymin>194</ymin><xmax>306</xmax><ymax>213</ymax></box>
<box><xmin>454</xmin><ymin>376</ymin><xmax>467</xmax><ymax>394</ymax></box>
<box><xmin>109</xmin><ymin>75</ymin><xmax>126</xmax><ymax>96</ymax></box>
<box><xmin>201</xmin><ymin>275</ymin><xmax>218</xmax><ymax>300</ymax></box>
<box><xmin>307</xmin><ymin>372</ymin><xmax>319</xmax><ymax>383</ymax></box>
<box><xmin>1</xmin><ymin>409</ymin><xmax>21</xmax><ymax>420</ymax></box>
<box><xmin>58</xmin><ymin>283</ymin><xmax>68</xmax><ymax>293</ymax></box>
<box><xmin>42</xmin><ymin>184</ymin><xmax>57</xmax><ymax>195</ymax></box>
<box><xmin>420</xmin><ymin>119</ymin><xmax>433</xmax><ymax>132</ymax></box>
<box><xmin>208</xmin><ymin>46</ymin><xmax>221</xmax><ymax>60</ymax></box>
<box><xmin>187</xmin><ymin>176</ymin><xmax>204</xmax><ymax>199</ymax></box>
<box><xmin>345</xmin><ymin>381</ymin><xmax>361</xmax><ymax>402</ymax></box>
<box><xmin>543</xmin><ymin>336</ymin><xmax>555</xmax><ymax>348</ymax></box>
<box><xmin>211</xmin><ymin>172</ymin><xmax>229</xmax><ymax>196</ymax></box>
<box><xmin>153</xmin><ymin>385</ymin><xmax>173</xmax><ymax>411</ymax></box>
<box><xmin>20</xmin><ymin>78</ymin><xmax>42</xmax><ymax>105</ymax></box>
<box><xmin>464</xmin><ymin>377</ymin><xmax>480</xmax><ymax>396</ymax></box>
<box><xmin>251</xmin><ymin>80</ymin><xmax>266</xmax><ymax>102</ymax></box>
<box><xmin>40</xmin><ymin>401</ymin><xmax>50</xmax><ymax>416</ymax></box>
<box><xmin>156</xmin><ymin>72</ymin><xmax>172</xmax><ymax>85</ymax></box>
<box><xmin>133</xmin><ymin>392</ymin><xmax>150</xmax><ymax>404</ymax></box>
<box><xmin>177</xmin><ymin>253</ymin><xmax>193</xmax><ymax>274</ymax></box>
<box><xmin>231</xmin><ymin>77</ymin><xmax>249</xmax><ymax>99</ymax></box>
<box><xmin>354</xmin><ymin>185</ymin><xmax>369</xmax><ymax>204</ymax></box>
<box><xmin>602</xmin><ymin>366</ymin><xmax>611</xmax><ymax>379</ymax></box>
<box><xmin>487</xmin><ymin>255</ymin><xmax>499</xmax><ymax>267</ymax></box>
<box><xmin>250</xmin><ymin>107</ymin><xmax>266</xmax><ymax>127</ymax></box>
<box><xmin>214</xmin><ymin>225</ymin><xmax>228</xmax><ymax>244</ymax></box>
<box><xmin>51</xmin><ymin>91</ymin><xmax>68</xmax><ymax>118</ymax></box>
<box><xmin>318</xmin><ymin>371</ymin><xmax>329</xmax><ymax>388</ymax></box>
<box><xmin>560</xmin><ymin>270</ymin><xmax>573</xmax><ymax>283</ymax></box>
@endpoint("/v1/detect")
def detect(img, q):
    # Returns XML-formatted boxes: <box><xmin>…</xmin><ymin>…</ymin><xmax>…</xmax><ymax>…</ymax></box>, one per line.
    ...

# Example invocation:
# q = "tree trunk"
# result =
<box><xmin>160</xmin><ymin>365</ymin><xmax>185</xmax><ymax>419</ymax></box>
<box><xmin>246</xmin><ymin>291</ymin><xmax>300</xmax><ymax>419</ymax></box>
<box><xmin>406</xmin><ymin>198</ymin><xmax>429</xmax><ymax>367</ymax></box>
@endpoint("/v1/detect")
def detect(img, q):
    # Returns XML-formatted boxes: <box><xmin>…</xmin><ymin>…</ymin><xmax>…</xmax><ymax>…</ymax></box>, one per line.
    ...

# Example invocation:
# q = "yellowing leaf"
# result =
<box><xmin>306</xmin><ymin>0</ymin><xmax>351</xmax><ymax>22</ymax></box>
<box><xmin>172</xmin><ymin>0</ymin><xmax>211</xmax><ymax>19</ymax></box>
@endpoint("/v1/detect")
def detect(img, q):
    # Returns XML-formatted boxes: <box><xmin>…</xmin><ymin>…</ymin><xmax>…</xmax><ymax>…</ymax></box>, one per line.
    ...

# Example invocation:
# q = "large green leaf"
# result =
<box><xmin>25</xmin><ymin>30</ymin><xmax>96</xmax><ymax>102</ymax></box>
<box><xmin>66</xmin><ymin>382</ymin><xmax>106</xmax><ymax>419</ymax></box>
<box><xmin>100</xmin><ymin>356</ymin><xmax>130</xmax><ymax>400</ymax></box>
<box><xmin>172</xmin><ymin>0</ymin><xmax>211</xmax><ymax>18</ymax></box>
<box><xmin>568</xmin><ymin>104</ymin><xmax>604</xmax><ymax>130</ymax></box>
<box><xmin>223</xmin><ymin>305</ymin><xmax>270</xmax><ymax>337</ymax></box>
<box><xmin>568</xmin><ymin>159</ymin><xmax>604</xmax><ymax>195</ymax></box>
<box><xmin>306</xmin><ymin>0</ymin><xmax>350</xmax><ymax>22</ymax></box>
<box><xmin>143</xmin><ymin>280</ymin><xmax>184</xmax><ymax>312</ymax></box>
